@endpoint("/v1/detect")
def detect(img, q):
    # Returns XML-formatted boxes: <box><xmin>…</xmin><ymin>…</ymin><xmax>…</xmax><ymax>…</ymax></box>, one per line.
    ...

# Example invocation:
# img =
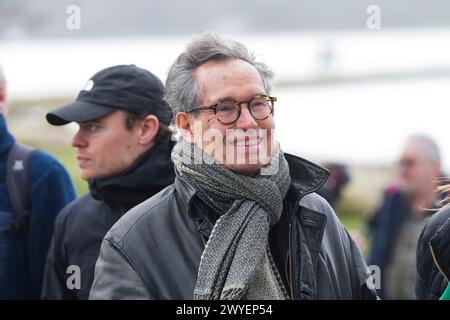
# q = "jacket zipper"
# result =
<box><xmin>429</xmin><ymin>242</ymin><xmax>449</xmax><ymax>282</ymax></box>
<box><xmin>288</xmin><ymin>221</ymin><xmax>294</xmax><ymax>299</ymax></box>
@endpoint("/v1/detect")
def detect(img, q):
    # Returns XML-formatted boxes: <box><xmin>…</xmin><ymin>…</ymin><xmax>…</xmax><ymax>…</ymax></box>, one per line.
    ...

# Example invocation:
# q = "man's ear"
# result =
<box><xmin>175</xmin><ymin>112</ymin><xmax>196</xmax><ymax>143</ymax></box>
<box><xmin>138</xmin><ymin>115</ymin><xmax>159</xmax><ymax>146</ymax></box>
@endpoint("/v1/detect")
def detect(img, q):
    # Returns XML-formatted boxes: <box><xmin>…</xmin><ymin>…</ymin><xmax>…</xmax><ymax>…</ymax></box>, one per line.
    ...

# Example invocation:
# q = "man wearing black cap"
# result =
<box><xmin>41</xmin><ymin>65</ymin><xmax>175</xmax><ymax>300</ymax></box>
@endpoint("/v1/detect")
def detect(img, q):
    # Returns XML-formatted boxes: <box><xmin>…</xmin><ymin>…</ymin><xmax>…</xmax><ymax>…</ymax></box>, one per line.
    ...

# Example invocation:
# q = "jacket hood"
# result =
<box><xmin>89</xmin><ymin>140</ymin><xmax>175</xmax><ymax>210</ymax></box>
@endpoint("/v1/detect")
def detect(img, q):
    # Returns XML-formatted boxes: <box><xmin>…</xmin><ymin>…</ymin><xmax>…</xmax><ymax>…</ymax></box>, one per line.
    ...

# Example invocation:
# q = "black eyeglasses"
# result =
<box><xmin>189</xmin><ymin>95</ymin><xmax>277</xmax><ymax>125</ymax></box>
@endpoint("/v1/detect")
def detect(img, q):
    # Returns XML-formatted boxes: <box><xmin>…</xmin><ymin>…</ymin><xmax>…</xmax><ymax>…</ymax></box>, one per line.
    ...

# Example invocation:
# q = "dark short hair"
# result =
<box><xmin>123</xmin><ymin>111</ymin><xmax>172</xmax><ymax>143</ymax></box>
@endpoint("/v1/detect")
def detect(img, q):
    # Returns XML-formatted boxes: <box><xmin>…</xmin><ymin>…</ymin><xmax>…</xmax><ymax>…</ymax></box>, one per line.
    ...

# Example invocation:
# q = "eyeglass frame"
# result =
<box><xmin>188</xmin><ymin>94</ymin><xmax>277</xmax><ymax>125</ymax></box>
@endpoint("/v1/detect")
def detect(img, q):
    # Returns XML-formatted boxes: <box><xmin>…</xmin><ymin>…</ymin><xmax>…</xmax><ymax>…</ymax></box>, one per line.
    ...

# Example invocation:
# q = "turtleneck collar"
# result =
<box><xmin>88</xmin><ymin>140</ymin><xmax>175</xmax><ymax>211</ymax></box>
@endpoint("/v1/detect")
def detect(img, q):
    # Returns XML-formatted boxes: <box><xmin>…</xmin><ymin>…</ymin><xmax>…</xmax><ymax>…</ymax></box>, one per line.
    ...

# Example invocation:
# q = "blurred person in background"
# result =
<box><xmin>416</xmin><ymin>183</ymin><xmax>450</xmax><ymax>300</ymax></box>
<box><xmin>368</xmin><ymin>135</ymin><xmax>445</xmax><ymax>299</ymax></box>
<box><xmin>41</xmin><ymin>65</ymin><xmax>175</xmax><ymax>300</ymax></box>
<box><xmin>0</xmin><ymin>63</ymin><xmax>76</xmax><ymax>299</ymax></box>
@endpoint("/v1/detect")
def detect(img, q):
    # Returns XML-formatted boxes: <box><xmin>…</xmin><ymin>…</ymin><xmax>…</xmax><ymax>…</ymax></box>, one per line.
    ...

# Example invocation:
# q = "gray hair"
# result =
<box><xmin>406</xmin><ymin>134</ymin><xmax>441</xmax><ymax>163</ymax></box>
<box><xmin>165</xmin><ymin>33</ymin><xmax>274</xmax><ymax>115</ymax></box>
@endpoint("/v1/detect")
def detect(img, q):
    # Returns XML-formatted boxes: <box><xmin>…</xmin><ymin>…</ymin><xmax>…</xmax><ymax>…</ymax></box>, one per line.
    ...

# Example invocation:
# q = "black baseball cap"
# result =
<box><xmin>46</xmin><ymin>64</ymin><xmax>172</xmax><ymax>126</ymax></box>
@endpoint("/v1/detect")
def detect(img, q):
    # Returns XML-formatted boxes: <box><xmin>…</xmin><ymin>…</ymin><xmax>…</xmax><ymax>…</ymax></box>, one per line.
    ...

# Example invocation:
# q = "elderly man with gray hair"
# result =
<box><xmin>90</xmin><ymin>34</ymin><xmax>377</xmax><ymax>300</ymax></box>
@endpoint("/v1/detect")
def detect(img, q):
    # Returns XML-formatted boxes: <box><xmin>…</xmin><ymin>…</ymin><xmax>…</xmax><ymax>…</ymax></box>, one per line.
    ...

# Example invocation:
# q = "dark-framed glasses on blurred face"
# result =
<box><xmin>190</xmin><ymin>95</ymin><xmax>277</xmax><ymax>125</ymax></box>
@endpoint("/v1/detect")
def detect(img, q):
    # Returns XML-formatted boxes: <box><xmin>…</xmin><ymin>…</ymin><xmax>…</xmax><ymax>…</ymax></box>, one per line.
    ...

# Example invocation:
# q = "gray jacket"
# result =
<box><xmin>90</xmin><ymin>154</ymin><xmax>377</xmax><ymax>300</ymax></box>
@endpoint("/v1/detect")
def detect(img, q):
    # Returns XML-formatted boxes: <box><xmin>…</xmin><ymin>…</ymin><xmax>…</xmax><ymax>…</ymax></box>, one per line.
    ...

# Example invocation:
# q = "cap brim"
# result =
<box><xmin>46</xmin><ymin>100</ymin><xmax>116</xmax><ymax>126</ymax></box>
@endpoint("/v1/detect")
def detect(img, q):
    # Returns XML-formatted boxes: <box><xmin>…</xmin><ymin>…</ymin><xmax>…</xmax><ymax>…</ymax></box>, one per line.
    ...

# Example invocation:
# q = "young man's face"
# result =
<box><xmin>71</xmin><ymin>110</ymin><xmax>144</xmax><ymax>180</ymax></box>
<box><xmin>184</xmin><ymin>59</ymin><xmax>275</xmax><ymax>176</ymax></box>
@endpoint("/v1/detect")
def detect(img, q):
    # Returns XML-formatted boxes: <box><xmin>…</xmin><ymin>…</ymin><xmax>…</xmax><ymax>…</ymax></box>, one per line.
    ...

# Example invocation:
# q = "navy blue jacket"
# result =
<box><xmin>0</xmin><ymin>115</ymin><xmax>76</xmax><ymax>299</ymax></box>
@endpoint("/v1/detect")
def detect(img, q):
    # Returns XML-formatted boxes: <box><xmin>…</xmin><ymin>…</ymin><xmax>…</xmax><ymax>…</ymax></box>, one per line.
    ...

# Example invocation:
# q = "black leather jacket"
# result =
<box><xmin>416</xmin><ymin>205</ymin><xmax>450</xmax><ymax>300</ymax></box>
<box><xmin>90</xmin><ymin>154</ymin><xmax>377</xmax><ymax>300</ymax></box>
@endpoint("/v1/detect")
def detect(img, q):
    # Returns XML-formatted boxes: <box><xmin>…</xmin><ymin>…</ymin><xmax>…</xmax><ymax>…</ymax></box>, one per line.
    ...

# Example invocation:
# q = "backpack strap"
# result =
<box><xmin>3</xmin><ymin>143</ymin><xmax>36</xmax><ymax>236</ymax></box>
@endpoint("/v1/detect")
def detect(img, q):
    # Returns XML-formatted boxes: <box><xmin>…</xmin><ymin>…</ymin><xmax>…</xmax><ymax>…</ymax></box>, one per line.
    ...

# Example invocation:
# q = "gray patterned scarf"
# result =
<box><xmin>171</xmin><ymin>138</ymin><xmax>291</xmax><ymax>300</ymax></box>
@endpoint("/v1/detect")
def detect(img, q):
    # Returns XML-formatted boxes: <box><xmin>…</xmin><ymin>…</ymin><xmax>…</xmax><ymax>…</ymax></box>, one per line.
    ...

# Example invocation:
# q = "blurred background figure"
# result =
<box><xmin>318</xmin><ymin>162</ymin><xmax>351</xmax><ymax>209</ymax></box>
<box><xmin>0</xmin><ymin>63</ymin><xmax>76</xmax><ymax>299</ymax></box>
<box><xmin>367</xmin><ymin>135</ymin><xmax>445</xmax><ymax>299</ymax></box>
